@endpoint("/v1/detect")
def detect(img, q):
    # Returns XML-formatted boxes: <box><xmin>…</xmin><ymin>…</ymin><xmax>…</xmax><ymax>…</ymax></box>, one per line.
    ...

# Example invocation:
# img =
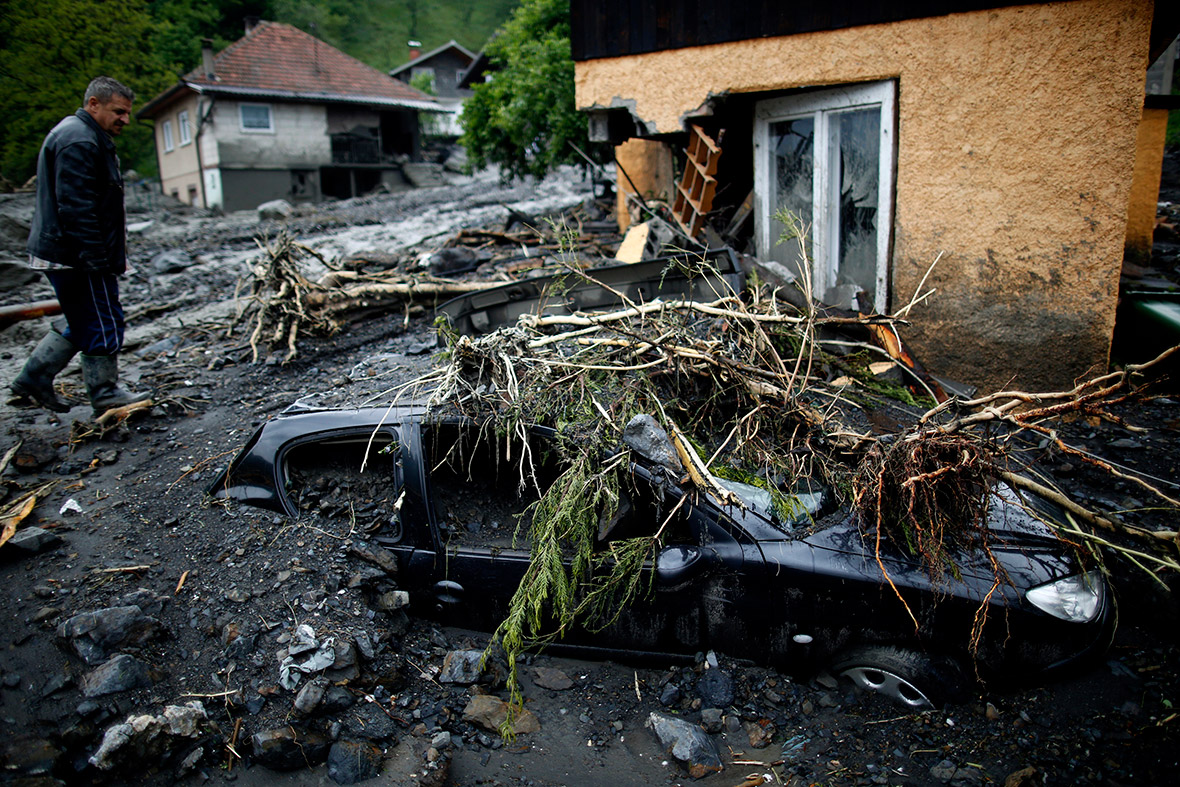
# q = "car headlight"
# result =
<box><xmin>1025</xmin><ymin>570</ymin><xmax>1105</xmax><ymax>623</ymax></box>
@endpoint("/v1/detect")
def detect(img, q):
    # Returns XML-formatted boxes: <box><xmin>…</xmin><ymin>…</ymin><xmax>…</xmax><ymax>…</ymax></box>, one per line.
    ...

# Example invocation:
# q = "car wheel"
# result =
<box><xmin>831</xmin><ymin>646</ymin><xmax>965</xmax><ymax>709</ymax></box>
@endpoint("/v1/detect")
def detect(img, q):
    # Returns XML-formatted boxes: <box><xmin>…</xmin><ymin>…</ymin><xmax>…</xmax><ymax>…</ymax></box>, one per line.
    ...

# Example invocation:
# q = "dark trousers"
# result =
<box><xmin>44</xmin><ymin>269</ymin><xmax>124</xmax><ymax>355</ymax></box>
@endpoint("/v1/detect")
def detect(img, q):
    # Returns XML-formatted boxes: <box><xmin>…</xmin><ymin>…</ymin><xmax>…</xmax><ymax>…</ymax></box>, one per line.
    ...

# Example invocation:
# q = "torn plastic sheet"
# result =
<box><xmin>279</xmin><ymin>630</ymin><xmax>338</xmax><ymax>690</ymax></box>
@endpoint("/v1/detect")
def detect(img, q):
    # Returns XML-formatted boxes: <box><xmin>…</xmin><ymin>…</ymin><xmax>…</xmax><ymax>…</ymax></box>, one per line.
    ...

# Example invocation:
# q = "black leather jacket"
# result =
<box><xmin>27</xmin><ymin>109</ymin><xmax>126</xmax><ymax>274</ymax></box>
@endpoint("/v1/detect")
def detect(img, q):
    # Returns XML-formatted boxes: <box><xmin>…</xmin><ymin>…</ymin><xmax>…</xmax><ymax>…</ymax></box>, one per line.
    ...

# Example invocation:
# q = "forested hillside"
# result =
<box><xmin>0</xmin><ymin>0</ymin><xmax>517</xmax><ymax>184</ymax></box>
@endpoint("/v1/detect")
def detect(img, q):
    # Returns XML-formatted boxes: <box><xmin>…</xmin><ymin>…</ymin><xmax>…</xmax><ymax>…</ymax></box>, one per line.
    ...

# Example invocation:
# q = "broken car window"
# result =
<box><xmin>283</xmin><ymin>430</ymin><xmax>404</xmax><ymax>540</ymax></box>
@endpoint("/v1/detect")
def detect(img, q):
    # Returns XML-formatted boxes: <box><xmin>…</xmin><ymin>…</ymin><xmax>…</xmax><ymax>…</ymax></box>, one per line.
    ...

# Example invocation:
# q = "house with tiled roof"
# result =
<box><xmin>138</xmin><ymin>19</ymin><xmax>441</xmax><ymax>211</ymax></box>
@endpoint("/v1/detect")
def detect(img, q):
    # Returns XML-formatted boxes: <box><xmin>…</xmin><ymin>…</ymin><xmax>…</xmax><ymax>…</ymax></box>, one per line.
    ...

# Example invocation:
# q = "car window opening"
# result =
<box><xmin>283</xmin><ymin>432</ymin><xmax>404</xmax><ymax>538</ymax></box>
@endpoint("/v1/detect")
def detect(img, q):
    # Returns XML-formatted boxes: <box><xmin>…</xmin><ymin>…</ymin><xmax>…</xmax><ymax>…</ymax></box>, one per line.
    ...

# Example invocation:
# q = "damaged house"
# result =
<box><xmin>572</xmin><ymin>0</ymin><xmax>1179</xmax><ymax>392</ymax></box>
<box><xmin>138</xmin><ymin>19</ymin><xmax>440</xmax><ymax>212</ymax></box>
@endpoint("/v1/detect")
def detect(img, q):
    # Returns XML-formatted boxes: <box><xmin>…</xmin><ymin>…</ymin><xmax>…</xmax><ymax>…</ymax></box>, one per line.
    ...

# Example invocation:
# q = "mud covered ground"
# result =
<box><xmin>1</xmin><ymin>167</ymin><xmax>1179</xmax><ymax>787</ymax></box>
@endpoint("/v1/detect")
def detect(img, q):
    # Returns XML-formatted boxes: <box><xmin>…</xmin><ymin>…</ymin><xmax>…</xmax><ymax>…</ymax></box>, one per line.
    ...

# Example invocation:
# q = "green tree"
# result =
<box><xmin>0</xmin><ymin>0</ymin><xmax>174</xmax><ymax>182</ymax></box>
<box><xmin>459</xmin><ymin>0</ymin><xmax>608</xmax><ymax>181</ymax></box>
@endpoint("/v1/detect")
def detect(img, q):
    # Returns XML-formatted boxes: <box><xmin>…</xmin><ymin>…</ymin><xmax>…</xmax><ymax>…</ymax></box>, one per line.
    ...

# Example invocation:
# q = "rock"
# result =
<box><xmin>7</xmin><ymin>526</ymin><xmax>63</xmax><ymax>553</ymax></box>
<box><xmin>150</xmin><ymin>250</ymin><xmax>193</xmax><ymax>274</ymax></box>
<box><xmin>117</xmin><ymin>588</ymin><xmax>168</xmax><ymax>616</ymax></box>
<box><xmin>696</xmin><ymin>669</ymin><xmax>734</xmax><ymax>708</ymax></box>
<box><xmin>427</xmin><ymin>246</ymin><xmax>482</xmax><ymax>276</ymax></box>
<box><xmin>322</xmin><ymin>685</ymin><xmax>358</xmax><ymax>714</ymax></box>
<box><xmin>57</xmin><ymin>606</ymin><xmax>163</xmax><ymax>665</ymax></box>
<box><xmin>438</xmin><ymin>649</ymin><xmax>506</xmax><ymax>686</ymax></box>
<box><xmin>462</xmin><ymin>694</ymin><xmax>541</xmax><ymax>735</ymax></box>
<box><xmin>430</xmin><ymin>731</ymin><xmax>452</xmax><ymax>750</ymax></box>
<box><xmin>327</xmin><ymin>740</ymin><xmax>384</xmax><ymax>784</ymax></box>
<box><xmin>622</xmin><ymin>414</ymin><xmax>684</xmax><ymax>473</ymax></box>
<box><xmin>745</xmin><ymin>719</ymin><xmax>775</xmax><ymax>749</ymax></box>
<box><xmin>533</xmin><ymin>666</ymin><xmax>573</xmax><ymax>691</ymax></box>
<box><xmin>80</xmin><ymin>654</ymin><xmax>154</xmax><ymax>697</ymax></box>
<box><xmin>0</xmin><ymin>735</ymin><xmax>61</xmax><ymax>776</ymax></box>
<box><xmin>294</xmin><ymin>678</ymin><xmax>327</xmax><ymax>716</ymax></box>
<box><xmin>257</xmin><ymin>199</ymin><xmax>293</xmax><ymax>221</ymax></box>
<box><xmin>326</xmin><ymin>640</ymin><xmax>360</xmax><ymax>680</ymax></box>
<box><xmin>700</xmin><ymin>708</ymin><xmax>723</xmax><ymax>733</ymax></box>
<box><xmin>659</xmin><ymin>682</ymin><xmax>681</xmax><ymax>706</ymax></box>
<box><xmin>1004</xmin><ymin>766</ymin><xmax>1041</xmax><ymax>787</ymax></box>
<box><xmin>163</xmin><ymin>703</ymin><xmax>207</xmax><ymax>737</ymax></box>
<box><xmin>931</xmin><ymin>759</ymin><xmax>959</xmax><ymax>782</ymax></box>
<box><xmin>646</xmin><ymin>712</ymin><xmax>723</xmax><ymax>779</ymax></box>
<box><xmin>374</xmin><ymin>590</ymin><xmax>409</xmax><ymax>611</ymax></box>
<box><xmin>251</xmin><ymin>727</ymin><xmax>332</xmax><ymax>771</ymax></box>
<box><xmin>89</xmin><ymin>703</ymin><xmax>206</xmax><ymax>771</ymax></box>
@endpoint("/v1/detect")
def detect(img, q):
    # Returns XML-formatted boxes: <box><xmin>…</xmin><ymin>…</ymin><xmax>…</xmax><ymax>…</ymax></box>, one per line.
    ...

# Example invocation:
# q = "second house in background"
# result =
<box><xmin>138</xmin><ymin>18</ymin><xmax>441</xmax><ymax>211</ymax></box>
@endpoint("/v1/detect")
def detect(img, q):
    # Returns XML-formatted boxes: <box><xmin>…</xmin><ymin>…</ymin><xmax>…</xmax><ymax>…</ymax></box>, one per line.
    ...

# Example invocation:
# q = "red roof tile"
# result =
<box><xmin>164</xmin><ymin>21</ymin><xmax>436</xmax><ymax>110</ymax></box>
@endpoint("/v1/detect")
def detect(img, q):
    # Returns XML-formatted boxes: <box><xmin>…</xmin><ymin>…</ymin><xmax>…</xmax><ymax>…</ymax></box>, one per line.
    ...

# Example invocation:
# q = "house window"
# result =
<box><xmin>754</xmin><ymin>81</ymin><xmax>896</xmax><ymax>313</ymax></box>
<box><xmin>240</xmin><ymin>103</ymin><xmax>274</xmax><ymax>133</ymax></box>
<box><xmin>178</xmin><ymin>110</ymin><xmax>191</xmax><ymax>145</ymax></box>
<box><xmin>162</xmin><ymin>120</ymin><xmax>174</xmax><ymax>152</ymax></box>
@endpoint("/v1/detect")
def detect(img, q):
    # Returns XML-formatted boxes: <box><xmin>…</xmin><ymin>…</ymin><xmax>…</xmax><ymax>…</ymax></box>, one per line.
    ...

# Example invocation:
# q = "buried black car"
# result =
<box><xmin>208</xmin><ymin>405</ymin><xmax>1115</xmax><ymax>708</ymax></box>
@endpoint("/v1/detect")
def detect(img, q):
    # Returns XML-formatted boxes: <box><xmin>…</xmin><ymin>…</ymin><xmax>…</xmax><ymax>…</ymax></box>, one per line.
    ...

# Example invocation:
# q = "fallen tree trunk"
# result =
<box><xmin>0</xmin><ymin>299</ymin><xmax>61</xmax><ymax>331</ymax></box>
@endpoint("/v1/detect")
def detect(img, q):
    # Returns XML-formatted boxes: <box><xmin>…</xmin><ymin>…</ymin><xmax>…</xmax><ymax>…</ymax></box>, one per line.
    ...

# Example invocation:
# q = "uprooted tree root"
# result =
<box><xmin>227</xmin><ymin>232</ymin><xmax>339</xmax><ymax>363</ymax></box>
<box><xmin>854</xmin><ymin>432</ymin><xmax>997</xmax><ymax>577</ymax></box>
<box><xmin>227</xmin><ymin>230</ymin><xmax>507</xmax><ymax>364</ymax></box>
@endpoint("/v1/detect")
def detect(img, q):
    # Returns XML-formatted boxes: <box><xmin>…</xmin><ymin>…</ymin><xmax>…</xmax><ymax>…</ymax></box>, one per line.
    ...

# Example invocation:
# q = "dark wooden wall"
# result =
<box><xmin>570</xmin><ymin>1</ymin><xmax>1038</xmax><ymax>61</ymax></box>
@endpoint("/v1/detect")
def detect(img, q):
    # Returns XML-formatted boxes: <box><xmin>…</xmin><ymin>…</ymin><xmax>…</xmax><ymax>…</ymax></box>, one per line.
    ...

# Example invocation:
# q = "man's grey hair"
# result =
<box><xmin>84</xmin><ymin>76</ymin><xmax>134</xmax><ymax>105</ymax></box>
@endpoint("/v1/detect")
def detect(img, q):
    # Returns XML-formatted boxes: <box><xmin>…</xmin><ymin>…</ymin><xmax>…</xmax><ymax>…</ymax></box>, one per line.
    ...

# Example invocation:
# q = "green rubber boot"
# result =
<box><xmin>11</xmin><ymin>330</ymin><xmax>77</xmax><ymax>412</ymax></box>
<box><xmin>80</xmin><ymin>353</ymin><xmax>151</xmax><ymax>416</ymax></box>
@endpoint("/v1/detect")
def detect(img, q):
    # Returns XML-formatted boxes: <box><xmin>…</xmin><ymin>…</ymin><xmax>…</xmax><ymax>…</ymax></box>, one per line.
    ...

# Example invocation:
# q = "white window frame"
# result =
<box><xmin>162</xmin><ymin>120</ymin><xmax>174</xmax><ymax>153</ymax></box>
<box><xmin>239</xmin><ymin>103</ymin><xmax>274</xmax><ymax>133</ymax></box>
<box><xmin>754</xmin><ymin>81</ymin><xmax>896</xmax><ymax>313</ymax></box>
<box><xmin>178</xmin><ymin>110</ymin><xmax>192</xmax><ymax>145</ymax></box>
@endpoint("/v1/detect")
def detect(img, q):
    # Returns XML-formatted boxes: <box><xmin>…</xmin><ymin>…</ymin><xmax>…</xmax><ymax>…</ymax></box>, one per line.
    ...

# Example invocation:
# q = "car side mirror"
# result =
<box><xmin>656</xmin><ymin>545</ymin><xmax>714</xmax><ymax>586</ymax></box>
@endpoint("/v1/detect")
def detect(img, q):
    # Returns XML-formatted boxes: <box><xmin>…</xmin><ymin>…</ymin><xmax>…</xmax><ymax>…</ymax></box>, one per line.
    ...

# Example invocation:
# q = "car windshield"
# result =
<box><xmin>712</xmin><ymin>476</ymin><xmax>826</xmax><ymax>531</ymax></box>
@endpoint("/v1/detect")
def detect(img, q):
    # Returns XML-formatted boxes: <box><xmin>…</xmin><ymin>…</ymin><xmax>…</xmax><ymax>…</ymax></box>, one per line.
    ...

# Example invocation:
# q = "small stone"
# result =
<box><xmin>7</xmin><ymin>527</ymin><xmax>63</xmax><ymax>553</ymax></box>
<box><xmin>985</xmin><ymin>703</ymin><xmax>1001</xmax><ymax>721</ymax></box>
<box><xmin>80</xmin><ymin>654</ymin><xmax>154</xmax><ymax>697</ymax></box>
<box><xmin>294</xmin><ymin>678</ymin><xmax>327</xmax><ymax>716</ymax></box>
<box><xmin>533</xmin><ymin>666</ymin><xmax>574</xmax><ymax>691</ymax></box>
<box><xmin>327</xmin><ymin>740</ymin><xmax>384</xmax><ymax>784</ymax></box>
<box><xmin>646</xmin><ymin>712</ymin><xmax>723</xmax><ymax>779</ymax></box>
<box><xmin>696</xmin><ymin>669</ymin><xmax>734</xmax><ymax>708</ymax></box>
<box><xmin>700</xmin><ymin>708</ymin><xmax>723</xmax><ymax>733</ymax></box>
<box><xmin>462</xmin><ymin>694</ymin><xmax>540</xmax><ymax>735</ymax></box>
<box><xmin>745</xmin><ymin>719</ymin><xmax>775</xmax><ymax>749</ymax></box>
<box><xmin>251</xmin><ymin>728</ymin><xmax>331</xmax><ymax>771</ymax></box>
<box><xmin>930</xmin><ymin>759</ymin><xmax>958</xmax><ymax>782</ymax></box>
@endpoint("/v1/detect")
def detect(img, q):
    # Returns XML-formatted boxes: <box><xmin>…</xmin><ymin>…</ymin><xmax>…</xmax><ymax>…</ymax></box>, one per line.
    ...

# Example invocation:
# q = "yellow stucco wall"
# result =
<box><xmin>575</xmin><ymin>0</ymin><xmax>1153</xmax><ymax>392</ymax></box>
<box><xmin>1125</xmin><ymin>107</ymin><xmax>1169</xmax><ymax>261</ymax></box>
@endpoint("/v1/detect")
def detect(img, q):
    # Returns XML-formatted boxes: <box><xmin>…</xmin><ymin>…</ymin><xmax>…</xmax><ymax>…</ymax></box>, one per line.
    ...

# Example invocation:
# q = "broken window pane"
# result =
<box><xmin>830</xmin><ymin>107</ymin><xmax>880</xmax><ymax>311</ymax></box>
<box><xmin>770</xmin><ymin>116</ymin><xmax>814</xmax><ymax>276</ymax></box>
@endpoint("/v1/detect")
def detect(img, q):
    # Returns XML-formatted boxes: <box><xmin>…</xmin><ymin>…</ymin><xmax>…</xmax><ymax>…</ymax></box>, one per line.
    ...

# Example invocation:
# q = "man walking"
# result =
<box><xmin>11</xmin><ymin>76</ymin><xmax>150</xmax><ymax>417</ymax></box>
